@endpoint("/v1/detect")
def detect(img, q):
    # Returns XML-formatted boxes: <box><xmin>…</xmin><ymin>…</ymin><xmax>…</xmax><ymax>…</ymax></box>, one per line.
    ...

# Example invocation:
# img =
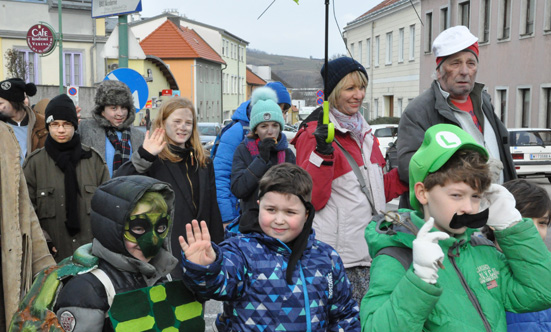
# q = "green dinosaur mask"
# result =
<box><xmin>124</xmin><ymin>212</ymin><xmax>170</xmax><ymax>259</ymax></box>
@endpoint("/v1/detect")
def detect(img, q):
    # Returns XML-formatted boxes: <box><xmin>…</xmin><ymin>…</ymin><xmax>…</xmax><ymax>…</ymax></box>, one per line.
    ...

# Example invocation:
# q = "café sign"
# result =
<box><xmin>26</xmin><ymin>24</ymin><xmax>56</xmax><ymax>54</ymax></box>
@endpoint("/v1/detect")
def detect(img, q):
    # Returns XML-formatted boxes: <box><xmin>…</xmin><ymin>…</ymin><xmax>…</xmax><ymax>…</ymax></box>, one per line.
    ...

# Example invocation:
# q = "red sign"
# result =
<box><xmin>161</xmin><ymin>89</ymin><xmax>172</xmax><ymax>96</ymax></box>
<box><xmin>26</xmin><ymin>24</ymin><xmax>55</xmax><ymax>54</ymax></box>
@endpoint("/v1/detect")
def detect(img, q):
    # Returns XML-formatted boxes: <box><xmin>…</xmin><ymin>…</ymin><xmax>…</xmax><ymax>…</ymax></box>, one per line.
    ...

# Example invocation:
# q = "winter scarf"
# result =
<box><xmin>106</xmin><ymin>128</ymin><xmax>131</xmax><ymax>171</ymax></box>
<box><xmin>169</xmin><ymin>144</ymin><xmax>200</xmax><ymax>216</ymax></box>
<box><xmin>245</xmin><ymin>138</ymin><xmax>286</xmax><ymax>164</ymax></box>
<box><xmin>331</xmin><ymin>107</ymin><xmax>364</xmax><ymax>139</ymax></box>
<box><xmin>44</xmin><ymin>133</ymin><xmax>92</xmax><ymax>235</ymax></box>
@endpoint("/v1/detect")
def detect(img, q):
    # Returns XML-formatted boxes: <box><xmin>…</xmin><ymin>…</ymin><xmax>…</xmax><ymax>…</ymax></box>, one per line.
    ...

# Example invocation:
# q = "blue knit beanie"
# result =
<box><xmin>321</xmin><ymin>57</ymin><xmax>368</xmax><ymax>98</ymax></box>
<box><xmin>249</xmin><ymin>87</ymin><xmax>285</xmax><ymax>132</ymax></box>
<box><xmin>265</xmin><ymin>81</ymin><xmax>291</xmax><ymax>105</ymax></box>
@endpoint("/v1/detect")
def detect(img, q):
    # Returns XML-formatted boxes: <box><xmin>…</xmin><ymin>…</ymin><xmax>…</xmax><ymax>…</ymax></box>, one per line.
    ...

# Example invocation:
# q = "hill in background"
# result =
<box><xmin>247</xmin><ymin>49</ymin><xmax>324</xmax><ymax>89</ymax></box>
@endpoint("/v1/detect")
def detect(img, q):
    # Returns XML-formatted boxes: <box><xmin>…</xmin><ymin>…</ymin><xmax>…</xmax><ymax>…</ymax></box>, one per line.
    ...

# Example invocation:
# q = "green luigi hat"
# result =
<box><xmin>409</xmin><ymin>124</ymin><xmax>489</xmax><ymax>211</ymax></box>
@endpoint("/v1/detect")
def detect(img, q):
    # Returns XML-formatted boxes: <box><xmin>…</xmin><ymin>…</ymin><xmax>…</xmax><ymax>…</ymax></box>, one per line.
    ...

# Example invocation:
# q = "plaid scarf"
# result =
<box><xmin>105</xmin><ymin>128</ymin><xmax>131</xmax><ymax>171</ymax></box>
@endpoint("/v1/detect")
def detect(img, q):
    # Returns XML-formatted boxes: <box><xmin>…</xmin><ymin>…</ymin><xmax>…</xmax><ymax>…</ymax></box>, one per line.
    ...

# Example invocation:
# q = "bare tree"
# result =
<box><xmin>4</xmin><ymin>48</ymin><xmax>28</xmax><ymax>80</ymax></box>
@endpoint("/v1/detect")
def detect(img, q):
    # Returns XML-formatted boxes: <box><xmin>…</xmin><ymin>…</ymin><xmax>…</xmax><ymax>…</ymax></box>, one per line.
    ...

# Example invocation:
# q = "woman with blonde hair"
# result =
<box><xmin>115</xmin><ymin>97</ymin><xmax>223</xmax><ymax>279</ymax></box>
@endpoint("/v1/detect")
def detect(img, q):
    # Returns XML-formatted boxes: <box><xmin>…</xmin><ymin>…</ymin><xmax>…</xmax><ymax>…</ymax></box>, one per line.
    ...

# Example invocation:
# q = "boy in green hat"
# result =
<box><xmin>360</xmin><ymin>124</ymin><xmax>551</xmax><ymax>331</ymax></box>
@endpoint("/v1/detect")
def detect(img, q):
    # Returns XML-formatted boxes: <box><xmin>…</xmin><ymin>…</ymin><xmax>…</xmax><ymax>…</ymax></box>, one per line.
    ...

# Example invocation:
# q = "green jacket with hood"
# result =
<box><xmin>360</xmin><ymin>210</ymin><xmax>551</xmax><ymax>332</ymax></box>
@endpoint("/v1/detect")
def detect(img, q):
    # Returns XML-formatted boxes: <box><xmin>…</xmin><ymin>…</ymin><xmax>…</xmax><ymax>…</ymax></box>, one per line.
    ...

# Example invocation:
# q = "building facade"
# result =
<box><xmin>343</xmin><ymin>0</ymin><xmax>422</xmax><ymax>120</ymax></box>
<box><xmin>0</xmin><ymin>0</ymin><xmax>108</xmax><ymax>88</ymax></box>
<box><xmin>420</xmin><ymin>0</ymin><xmax>551</xmax><ymax>128</ymax></box>
<box><xmin>130</xmin><ymin>12</ymin><xmax>248</xmax><ymax>121</ymax></box>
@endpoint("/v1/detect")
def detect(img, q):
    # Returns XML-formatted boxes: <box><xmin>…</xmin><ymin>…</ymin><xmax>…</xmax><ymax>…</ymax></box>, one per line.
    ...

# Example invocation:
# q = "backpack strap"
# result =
<box><xmin>375</xmin><ymin>246</ymin><xmax>413</xmax><ymax>271</ymax></box>
<box><xmin>90</xmin><ymin>268</ymin><xmax>116</xmax><ymax>309</ymax></box>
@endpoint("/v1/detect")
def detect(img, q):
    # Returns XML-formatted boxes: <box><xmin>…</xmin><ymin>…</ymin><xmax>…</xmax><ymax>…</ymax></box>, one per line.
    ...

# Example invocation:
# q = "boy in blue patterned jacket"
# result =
<box><xmin>179</xmin><ymin>163</ymin><xmax>360</xmax><ymax>331</ymax></box>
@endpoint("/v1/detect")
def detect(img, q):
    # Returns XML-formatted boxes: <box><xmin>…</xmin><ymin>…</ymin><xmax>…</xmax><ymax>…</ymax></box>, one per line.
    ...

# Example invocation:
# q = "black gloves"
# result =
<box><xmin>259</xmin><ymin>137</ymin><xmax>277</xmax><ymax>162</ymax></box>
<box><xmin>314</xmin><ymin>112</ymin><xmax>334</xmax><ymax>156</ymax></box>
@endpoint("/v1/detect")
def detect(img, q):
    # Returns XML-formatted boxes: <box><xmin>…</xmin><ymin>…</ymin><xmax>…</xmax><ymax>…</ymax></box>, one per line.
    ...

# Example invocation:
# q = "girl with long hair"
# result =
<box><xmin>115</xmin><ymin>97</ymin><xmax>224</xmax><ymax>279</ymax></box>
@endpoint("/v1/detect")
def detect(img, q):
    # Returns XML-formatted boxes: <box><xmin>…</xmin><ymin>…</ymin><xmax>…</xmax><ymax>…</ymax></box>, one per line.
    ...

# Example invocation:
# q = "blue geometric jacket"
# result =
<box><xmin>181</xmin><ymin>229</ymin><xmax>360</xmax><ymax>331</ymax></box>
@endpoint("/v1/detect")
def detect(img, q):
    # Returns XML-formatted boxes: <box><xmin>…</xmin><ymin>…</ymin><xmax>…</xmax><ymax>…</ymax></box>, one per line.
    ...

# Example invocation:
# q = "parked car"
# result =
<box><xmin>509</xmin><ymin>128</ymin><xmax>551</xmax><ymax>182</ymax></box>
<box><xmin>371</xmin><ymin>124</ymin><xmax>398</xmax><ymax>157</ymax></box>
<box><xmin>197</xmin><ymin>122</ymin><xmax>221</xmax><ymax>146</ymax></box>
<box><xmin>282</xmin><ymin>124</ymin><xmax>298</xmax><ymax>141</ymax></box>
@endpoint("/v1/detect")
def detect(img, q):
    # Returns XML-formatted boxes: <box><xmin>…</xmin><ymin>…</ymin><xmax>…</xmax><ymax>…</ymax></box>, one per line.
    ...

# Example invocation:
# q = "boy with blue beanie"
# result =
<box><xmin>213</xmin><ymin>82</ymin><xmax>291</xmax><ymax>225</ymax></box>
<box><xmin>360</xmin><ymin>124</ymin><xmax>551</xmax><ymax>331</ymax></box>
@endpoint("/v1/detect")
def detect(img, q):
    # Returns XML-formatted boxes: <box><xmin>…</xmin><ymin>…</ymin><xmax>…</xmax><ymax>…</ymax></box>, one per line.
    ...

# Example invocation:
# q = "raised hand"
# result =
<box><xmin>179</xmin><ymin>220</ymin><xmax>216</xmax><ymax>266</ymax></box>
<box><xmin>142</xmin><ymin>128</ymin><xmax>167</xmax><ymax>156</ymax></box>
<box><xmin>314</xmin><ymin>111</ymin><xmax>334</xmax><ymax>155</ymax></box>
<box><xmin>484</xmin><ymin>183</ymin><xmax>522</xmax><ymax>230</ymax></box>
<box><xmin>412</xmin><ymin>217</ymin><xmax>449</xmax><ymax>284</ymax></box>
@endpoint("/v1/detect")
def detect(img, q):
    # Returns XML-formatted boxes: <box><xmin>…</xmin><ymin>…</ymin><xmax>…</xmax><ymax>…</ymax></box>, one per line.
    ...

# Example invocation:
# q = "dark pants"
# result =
<box><xmin>345</xmin><ymin>266</ymin><xmax>370</xmax><ymax>307</ymax></box>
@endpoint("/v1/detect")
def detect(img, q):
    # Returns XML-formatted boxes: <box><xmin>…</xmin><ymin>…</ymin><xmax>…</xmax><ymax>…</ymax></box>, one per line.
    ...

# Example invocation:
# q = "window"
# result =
<box><xmin>498</xmin><ymin>0</ymin><xmax>512</xmax><ymax>40</ymax></box>
<box><xmin>545</xmin><ymin>0</ymin><xmax>551</xmax><ymax>32</ymax></box>
<box><xmin>459</xmin><ymin>1</ymin><xmax>470</xmax><ymax>27</ymax></box>
<box><xmin>222</xmin><ymin>39</ymin><xmax>225</xmax><ymax>56</ymax></box>
<box><xmin>385</xmin><ymin>32</ymin><xmax>393</xmax><ymax>64</ymax></box>
<box><xmin>16</xmin><ymin>49</ymin><xmax>39</xmax><ymax>84</ymax></box>
<box><xmin>375</xmin><ymin>36</ymin><xmax>380</xmax><ymax>66</ymax></box>
<box><xmin>358</xmin><ymin>41</ymin><xmax>363</xmax><ymax>64</ymax></box>
<box><xmin>366</xmin><ymin>38</ymin><xmax>371</xmax><ymax>68</ymax></box>
<box><xmin>373</xmin><ymin>98</ymin><xmax>379</xmax><ymax>118</ymax></box>
<box><xmin>521</xmin><ymin>0</ymin><xmax>536</xmax><ymax>35</ymax></box>
<box><xmin>440</xmin><ymin>7</ymin><xmax>449</xmax><ymax>32</ymax></box>
<box><xmin>398</xmin><ymin>28</ymin><xmax>404</xmax><ymax>62</ymax></box>
<box><xmin>545</xmin><ymin>88</ymin><xmax>551</xmax><ymax>128</ymax></box>
<box><xmin>480</xmin><ymin>0</ymin><xmax>491</xmax><ymax>43</ymax></box>
<box><xmin>397</xmin><ymin>98</ymin><xmax>403</xmax><ymax>117</ymax></box>
<box><xmin>409</xmin><ymin>25</ymin><xmax>416</xmax><ymax>60</ymax></box>
<box><xmin>425</xmin><ymin>12</ymin><xmax>433</xmax><ymax>53</ymax></box>
<box><xmin>496</xmin><ymin>88</ymin><xmax>508</xmax><ymax>122</ymax></box>
<box><xmin>63</xmin><ymin>52</ymin><xmax>82</xmax><ymax>86</ymax></box>
<box><xmin>519</xmin><ymin>88</ymin><xmax>531</xmax><ymax>127</ymax></box>
<box><xmin>350</xmin><ymin>43</ymin><xmax>355</xmax><ymax>58</ymax></box>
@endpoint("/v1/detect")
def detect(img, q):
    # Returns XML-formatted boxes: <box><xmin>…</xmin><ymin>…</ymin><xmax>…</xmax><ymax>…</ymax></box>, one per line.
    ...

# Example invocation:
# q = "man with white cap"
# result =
<box><xmin>396</xmin><ymin>25</ymin><xmax>516</xmax><ymax>207</ymax></box>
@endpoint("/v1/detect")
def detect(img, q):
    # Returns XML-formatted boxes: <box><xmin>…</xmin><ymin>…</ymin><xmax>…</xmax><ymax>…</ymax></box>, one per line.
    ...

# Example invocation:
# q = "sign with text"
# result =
<box><xmin>26</xmin><ymin>24</ymin><xmax>56</xmax><ymax>54</ymax></box>
<box><xmin>92</xmin><ymin>0</ymin><xmax>142</xmax><ymax>18</ymax></box>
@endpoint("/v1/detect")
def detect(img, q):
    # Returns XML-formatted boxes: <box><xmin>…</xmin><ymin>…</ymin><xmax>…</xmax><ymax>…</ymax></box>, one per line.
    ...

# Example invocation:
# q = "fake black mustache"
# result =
<box><xmin>449</xmin><ymin>209</ymin><xmax>490</xmax><ymax>229</ymax></box>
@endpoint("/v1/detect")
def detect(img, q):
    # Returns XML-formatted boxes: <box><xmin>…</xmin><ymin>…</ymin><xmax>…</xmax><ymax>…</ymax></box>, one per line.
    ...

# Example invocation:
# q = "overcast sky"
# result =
<box><xmin>139</xmin><ymin>0</ymin><xmax>381</xmax><ymax>59</ymax></box>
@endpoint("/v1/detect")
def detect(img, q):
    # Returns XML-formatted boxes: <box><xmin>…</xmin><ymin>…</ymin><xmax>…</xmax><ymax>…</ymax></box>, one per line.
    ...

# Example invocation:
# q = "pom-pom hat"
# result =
<box><xmin>409</xmin><ymin>124</ymin><xmax>488</xmax><ymax>211</ymax></box>
<box><xmin>0</xmin><ymin>78</ymin><xmax>37</xmax><ymax>103</ymax></box>
<box><xmin>249</xmin><ymin>87</ymin><xmax>285</xmax><ymax>131</ymax></box>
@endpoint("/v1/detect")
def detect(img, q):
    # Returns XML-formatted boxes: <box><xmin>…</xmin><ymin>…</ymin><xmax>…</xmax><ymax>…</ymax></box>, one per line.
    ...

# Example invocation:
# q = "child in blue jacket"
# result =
<box><xmin>179</xmin><ymin>163</ymin><xmax>360</xmax><ymax>331</ymax></box>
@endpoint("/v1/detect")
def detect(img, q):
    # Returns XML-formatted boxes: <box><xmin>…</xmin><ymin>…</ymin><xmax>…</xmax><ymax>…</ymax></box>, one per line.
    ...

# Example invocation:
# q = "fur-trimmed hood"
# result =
<box><xmin>92</xmin><ymin>80</ymin><xmax>136</xmax><ymax>130</ymax></box>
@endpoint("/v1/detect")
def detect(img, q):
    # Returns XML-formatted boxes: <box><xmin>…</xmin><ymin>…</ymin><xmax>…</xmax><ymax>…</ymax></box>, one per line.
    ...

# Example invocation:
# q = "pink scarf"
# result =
<box><xmin>331</xmin><ymin>107</ymin><xmax>364</xmax><ymax>139</ymax></box>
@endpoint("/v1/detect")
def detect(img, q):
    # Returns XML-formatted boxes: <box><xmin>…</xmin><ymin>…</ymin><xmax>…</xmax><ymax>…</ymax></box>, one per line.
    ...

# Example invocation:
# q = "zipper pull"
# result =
<box><xmin>190</xmin><ymin>151</ymin><xmax>194</xmax><ymax>166</ymax></box>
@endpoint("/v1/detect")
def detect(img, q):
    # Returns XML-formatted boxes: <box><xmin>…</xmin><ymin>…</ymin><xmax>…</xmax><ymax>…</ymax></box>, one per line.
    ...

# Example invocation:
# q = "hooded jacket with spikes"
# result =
<box><xmin>53</xmin><ymin>176</ymin><xmax>181</xmax><ymax>332</ymax></box>
<box><xmin>181</xmin><ymin>219</ymin><xmax>361</xmax><ymax>332</ymax></box>
<box><xmin>361</xmin><ymin>210</ymin><xmax>551</xmax><ymax>332</ymax></box>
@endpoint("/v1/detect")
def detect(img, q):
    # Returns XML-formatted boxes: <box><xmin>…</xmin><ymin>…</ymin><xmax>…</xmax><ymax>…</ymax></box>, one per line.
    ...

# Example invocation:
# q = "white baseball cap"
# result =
<box><xmin>432</xmin><ymin>25</ymin><xmax>478</xmax><ymax>58</ymax></box>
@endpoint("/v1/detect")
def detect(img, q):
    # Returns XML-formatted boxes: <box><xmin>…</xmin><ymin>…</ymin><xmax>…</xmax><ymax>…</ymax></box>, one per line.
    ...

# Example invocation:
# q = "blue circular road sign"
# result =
<box><xmin>104</xmin><ymin>68</ymin><xmax>149</xmax><ymax>112</ymax></box>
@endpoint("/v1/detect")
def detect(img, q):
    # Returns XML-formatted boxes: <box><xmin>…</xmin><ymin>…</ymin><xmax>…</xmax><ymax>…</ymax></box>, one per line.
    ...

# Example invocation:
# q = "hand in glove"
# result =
<box><xmin>314</xmin><ymin>111</ymin><xmax>334</xmax><ymax>156</ymax></box>
<box><xmin>259</xmin><ymin>137</ymin><xmax>277</xmax><ymax>162</ymax></box>
<box><xmin>484</xmin><ymin>183</ymin><xmax>522</xmax><ymax>230</ymax></box>
<box><xmin>412</xmin><ymin>217</ymin><xmax>450</xmax><ymax>284</ymax></box>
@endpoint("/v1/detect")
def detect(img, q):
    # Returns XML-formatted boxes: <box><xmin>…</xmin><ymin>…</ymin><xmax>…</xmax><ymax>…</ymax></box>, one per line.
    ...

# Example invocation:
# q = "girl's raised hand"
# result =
<box><xmin>179</xmin><ymin>220</ymin><xmax>216</xmax><ymax>266</ymax></box>
<box><xmin>142</xmin><ymin>128</ymin><xmax>167</xmax><ymax>156</ymax></box>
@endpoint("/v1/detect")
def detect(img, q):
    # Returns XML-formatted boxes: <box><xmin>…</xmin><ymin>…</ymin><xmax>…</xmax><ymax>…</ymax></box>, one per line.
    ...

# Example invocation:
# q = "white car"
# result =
<box><xmin>509</xmin><ymin>128</ymin><xmax>551</xmax><ymax>182</ymax></box>
<box><xmin>370</xmin><ymin>124</ymin><xmax>398</xmax><ymax>157</ymax></box>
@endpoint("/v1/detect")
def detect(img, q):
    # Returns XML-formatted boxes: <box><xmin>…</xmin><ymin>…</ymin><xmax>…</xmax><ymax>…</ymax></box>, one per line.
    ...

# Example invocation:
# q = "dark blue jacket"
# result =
<box><xmin>181</xmin><ymin>228</ymin><xmax>360</xmax><ymax>331</ymax></box>
<box><xmin>506</xmin><ymin>309</ymin><xmax>551</xmax><ymax>332</ymax></box>
<box><xmin>213</xmin><ymin>100</ymin><xmax>250</xmax><ymax>222</ymax></box>
<box><xmin>230</xmin><ymin>134</ymin><xmax>295</xmax><ymax>214</ymax></box>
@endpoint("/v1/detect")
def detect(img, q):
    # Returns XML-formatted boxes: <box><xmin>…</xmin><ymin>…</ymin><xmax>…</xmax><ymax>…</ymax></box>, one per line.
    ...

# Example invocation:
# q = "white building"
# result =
<box><xmin>343</xmin><ymin>0</ymin><xmax>421</xmax><ymax>120</ymax></box>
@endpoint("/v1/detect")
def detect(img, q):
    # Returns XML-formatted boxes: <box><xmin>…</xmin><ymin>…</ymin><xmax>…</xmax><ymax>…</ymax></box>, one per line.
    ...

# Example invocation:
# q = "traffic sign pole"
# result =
<box><xmin>118</xmin><ymin>15</ymin><xmax>129</xmax><ymax>68</ymax></box>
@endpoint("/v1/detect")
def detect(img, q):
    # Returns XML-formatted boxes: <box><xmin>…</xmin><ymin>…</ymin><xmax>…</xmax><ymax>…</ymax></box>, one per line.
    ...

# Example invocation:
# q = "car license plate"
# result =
<box><xmin>530</xmin><ymin>153</ymin><xmax>551</xmax><ymax>160</ymax></box>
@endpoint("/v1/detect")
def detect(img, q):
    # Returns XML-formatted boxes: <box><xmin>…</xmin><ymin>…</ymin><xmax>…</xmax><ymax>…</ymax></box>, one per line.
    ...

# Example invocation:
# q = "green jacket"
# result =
<box><xmin>360</xmin><ymin>210</ymin><xmax>551</xmax><ymax>332</ymax></box>
<box><xmin>23</xmin><ymin>145</ymin><xmax>110</xmax><ymax>262</ymax></box>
